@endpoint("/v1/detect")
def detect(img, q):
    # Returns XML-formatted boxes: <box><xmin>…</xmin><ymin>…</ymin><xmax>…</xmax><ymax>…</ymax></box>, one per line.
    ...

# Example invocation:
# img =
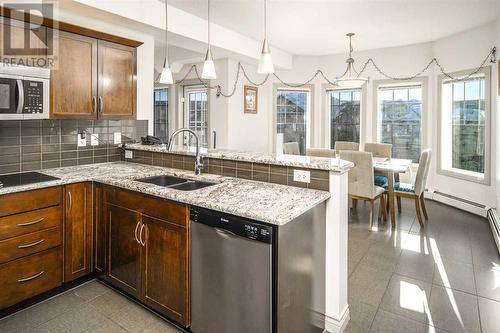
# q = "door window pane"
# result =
<box><xmin>185</xmin><ymin>87</ymin><xmax>208</xmax><ymax>148</ymax></box>
<box><xmin>329</xmin><ymin>89</ymin><xmax>361</xmax><ymax>148</ymax></box>
<box><xmin>153</xmin><ymin>88</ymin><xmax>168</xmax><ymax>142</ymax></box>
<box><xmin>276</xmin><ymin>90</ymin><xmax>309</xmax><ymax>154</ymax></box>
<box><xmin>378</xmin><ymin>85</ymin><xmax>422</xmax><ymax>162</ymax></box>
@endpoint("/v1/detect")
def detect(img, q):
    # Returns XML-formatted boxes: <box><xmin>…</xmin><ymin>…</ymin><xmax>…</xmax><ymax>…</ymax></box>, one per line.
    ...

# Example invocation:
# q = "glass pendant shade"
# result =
<box><xmin>202</xmin><ymin>48</ymin><xmax>217</xmax><ymax>79</ymax></box>
<box><xmin>258</xmin><ymin>39</ymin><xmax>274</xmax><ymax>74</ymax></box>
<box><xmin>335</xmin><ymin>76</ymin><xmax>368</xmax><ymax>89</ymax></box>
<box><xmin>159</xmin><ymin>63</ymin><xmax>173</xmax><ymax>84</ymax></box>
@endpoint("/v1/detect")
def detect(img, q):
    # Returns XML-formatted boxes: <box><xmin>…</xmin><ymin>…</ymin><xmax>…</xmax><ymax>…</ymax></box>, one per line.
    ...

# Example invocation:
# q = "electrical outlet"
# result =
<box><xmin>77</xmin><ymin>133</ymin><xmax>86</xmax><ymax>147</ymax></box>
<box><xmin>125</xmin><ymin>150</ymin><xmax>133</xmax><ymax>159</ymax></box>
<box><xmin>91</xmin><ymin>133</ymin><xmax>99</xmax><ymax>146</ymax></box>
<box><xmin>114</xmin><ymin>132</ymin><xmax>122</xmax><ymax>144</ymax></box>
<box><xmin>293</xmin><ymin>169</ymin><xmax>311</xmax><ymax>183</ymax></box>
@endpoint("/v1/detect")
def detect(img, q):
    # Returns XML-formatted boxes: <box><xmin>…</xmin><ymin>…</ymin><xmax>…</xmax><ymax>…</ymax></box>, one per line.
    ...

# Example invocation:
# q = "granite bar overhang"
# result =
<box><xmin>0</xmin><ymin>162</ymin><xmax>330</xmax><ymax>226</ymax></box>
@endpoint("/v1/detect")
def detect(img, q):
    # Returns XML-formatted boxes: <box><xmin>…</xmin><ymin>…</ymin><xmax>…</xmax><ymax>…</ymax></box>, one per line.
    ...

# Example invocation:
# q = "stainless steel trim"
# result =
<box><xmin>17</xmin><ymin>217</ymin><xmax>45</xmax><ymax>227</ymax></box>
<box><xmin>17</xmin><ymin>271</ymin><xmax>45</xmax><ymax>282</ymax></box>
<box><xmin>16</xmin><ymin>79</ymin><xmax>24</xmax><ymax>114</ymax></box>
<box><xmin>134</xmin><ymin>221</ymin><xmax>141</xmax><ymax>244</ymax></box>
<box><xmin>92</xmin><ymin>96</ymin><xmax>97</xmax><ymax>113</ymax></box>
<box><xmin>139</xmin><ymin>223</ymin><xmax>145</xmax><ymax>246</ymax></box>
<box><xmin>18</xmin><ymin>239</ymin><xmax>45</xmax><ymax>249</ymax></box>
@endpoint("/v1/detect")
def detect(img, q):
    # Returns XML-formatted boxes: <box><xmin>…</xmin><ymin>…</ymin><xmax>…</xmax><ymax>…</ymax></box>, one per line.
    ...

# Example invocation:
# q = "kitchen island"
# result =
<box><xmin>0</xmin><ymin>161</ymin><xmax>334</xmax><ymax>332</ymax></box>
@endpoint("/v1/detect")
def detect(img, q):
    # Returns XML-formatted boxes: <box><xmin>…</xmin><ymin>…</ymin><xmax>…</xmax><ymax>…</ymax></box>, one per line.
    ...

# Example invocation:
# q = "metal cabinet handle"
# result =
<box><xmin>134</xmin><ymin>221</ymin><xmax>141</xmax><ymax>244</ymax></box>
<box><xmin>18</xmin><ymin>271</ymin><xmax>44</xmax><ymax>283</ymax></box>
<box><xmin>67</xmin><ymin>191</ymin><xmax>72</xmax><ymax>210</ymax></box>
<box><xmin>18</xmin><ymin>239</ymin><xmax>45</xmax><ymax>249</ymax></box>
<box><xmin>17</xmin><ymin>217</ymin><xmax>45</xmax><ymax>227</ymax></box>
<box><xmin>92</xmin><ymin>96</ymin><xmax>97</xmax><ymax>113</ymax></box>
<box><xmin>139</xmin><ymin>223</ymin><xmax>145</xmax><ymax>246</ymax></box>
<box><xmin>98</xmin><ymin>96</ymin><xmax>104</xmax><ymax>114</ymax></box>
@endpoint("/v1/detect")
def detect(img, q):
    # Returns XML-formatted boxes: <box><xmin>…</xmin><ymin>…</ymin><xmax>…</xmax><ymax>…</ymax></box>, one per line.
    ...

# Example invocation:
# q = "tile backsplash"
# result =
<box><xmin>0</xmin><ymin>119</ymin><xmax>148</xmax><ymax>174</ymax></box>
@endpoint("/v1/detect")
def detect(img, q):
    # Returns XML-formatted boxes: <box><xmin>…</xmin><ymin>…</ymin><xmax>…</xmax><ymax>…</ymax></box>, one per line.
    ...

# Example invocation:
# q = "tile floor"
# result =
<box><xmin>0</xmin><ymin>281</ymin><xmax>183</xmax><ymax>333</ymax></box>
<box><xmin>347</xmin><ymin>199</ymin><xmax>500</xmax><ymax>333</ymax></box>
<box><xmin>0</xmin><ymin>199</ymin><xmax>498</xmax><ymax>333</ymax></box>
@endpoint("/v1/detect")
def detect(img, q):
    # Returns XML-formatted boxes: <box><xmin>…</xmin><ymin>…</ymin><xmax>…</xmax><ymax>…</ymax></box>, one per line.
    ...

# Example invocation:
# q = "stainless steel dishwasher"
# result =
<box><xmin>191</xmin><ymin>206</ymin><xmax>274</xmax><ymax>333</ymax></box>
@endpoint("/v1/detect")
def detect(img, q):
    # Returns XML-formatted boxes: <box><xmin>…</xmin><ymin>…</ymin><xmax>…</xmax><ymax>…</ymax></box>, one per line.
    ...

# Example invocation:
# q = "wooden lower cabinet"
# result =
<box><xmin>93</xmin><ymin>184</ymin><xmax>106</xmax><ymax>274</ymax></box>
<box><xmin>142</xmin><ymin>215</ymin><xmax>190</xmax><ymax>325</ymax></box>
<box><xmin>106</xmin><ymin>203</ymin><xmax>142</xmax><ymax>298</ymax></box>
<box><xmin>64</xmin><ymin>183</ymin><xmax>93</xmax><ymax>282</ymax></box>
<box><xmin>103</xmin><ymin>186</ymin><xmax>190</xmax><ymax>326</ymax></box>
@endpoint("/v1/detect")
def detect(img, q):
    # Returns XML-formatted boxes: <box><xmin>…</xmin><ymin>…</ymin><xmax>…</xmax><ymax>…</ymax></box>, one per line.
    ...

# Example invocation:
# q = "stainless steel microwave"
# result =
<box><xmin>0</xmin><ymin>64</ymin><xmax>50</xmax><ymax>120</ymax></box>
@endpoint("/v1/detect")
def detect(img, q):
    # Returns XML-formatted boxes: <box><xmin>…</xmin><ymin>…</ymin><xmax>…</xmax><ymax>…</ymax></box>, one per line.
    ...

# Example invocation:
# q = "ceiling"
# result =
<box><xmin>168</xmin><ymin>0</ymin><xmax>500</xmax><ymax>56</ymax></box>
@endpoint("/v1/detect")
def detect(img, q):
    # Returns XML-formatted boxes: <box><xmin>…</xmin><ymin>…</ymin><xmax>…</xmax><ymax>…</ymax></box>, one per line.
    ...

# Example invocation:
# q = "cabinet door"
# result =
<box><xmin>98</xmin><ymin>40</ymin><xmax>136</xmax><ymax>119</ymax></box>
<box><xmin>64</xmin><ymin>182</ymin><xmax>93</xmax><ymax>282</ymax></box>
<box><xmin>94</xmin><ymin>184</ymin><xmax>105</xmax><ymax>274</ymax></box>
<box><xmin>0</xmin><ymin>18</ymin><xmax>47</xmax><ymax>67</ymax></box>
<box><xmin>50</xmin><ymin>30</ymin><xmax>98</xmax><ymax>119</ymax></box>
<box><xmin>142</xmin><ymin>214</ymin><xmax>190</xmax><ymax>326</ymax></box>
<box><xmin>106</xmin><ymin>204</ymin><xmax>142</xmax><ymax>298</ymax></box>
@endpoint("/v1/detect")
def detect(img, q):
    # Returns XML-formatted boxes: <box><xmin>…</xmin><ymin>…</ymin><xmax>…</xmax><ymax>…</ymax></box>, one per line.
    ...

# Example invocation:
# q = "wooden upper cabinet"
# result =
<box><xmin>142</xmin><ymin>214</ymin><xmax>190</xmax><ymax>326</ymax></box>
<box><xmin>98</xmin><ymin>41</ymin><xmax>136</xmax><ymax>119</ymax></box>
<box><xmin>64</xmin><ymin>182</ymin><xmax>93</xmax><ymax>282</ymax></box>
<box><xmin>0</xmin><ymin>18</ymin><xmax>47</xmax><ymax>67</ymax></box>
<box><xmin>50</xmin><ymin>31</ymin><xmax>98</xmax><ymax>119</ymax></box>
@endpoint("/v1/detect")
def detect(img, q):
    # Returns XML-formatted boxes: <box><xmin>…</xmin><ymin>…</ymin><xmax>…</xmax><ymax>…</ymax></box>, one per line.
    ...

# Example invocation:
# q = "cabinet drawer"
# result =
<box><xmin>0</xmin><ymin>227</ymin><xmax>62</xmax><ymax>264</ymax></box>
<box><xmin>0</xmin><ymin>187</ymin><xmax>62</xmax><ymax>217</ymax></box>
<box><xmin>105</xmin><ymin>186</ymin><xmax>188</xmax><ymax>227</ymax></box>
<box><xmin>0</xmin><ymin>206</ymin><xmax>62</xmax><ymax>241</ymax></box>
<box><xmin>0</xmin><ymin>247</ymin><xmax>62</xmax><ymax>309</ymax></box>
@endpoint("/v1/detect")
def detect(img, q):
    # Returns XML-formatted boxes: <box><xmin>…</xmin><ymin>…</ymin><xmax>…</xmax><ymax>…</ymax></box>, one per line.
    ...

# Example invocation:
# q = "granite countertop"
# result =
<box><xmin>0</xmin><ymin>162</ymin><xmax>330</xmax><ymax>226</ymax></box>
<box><xmin>124</xmin><ymin>143</ymin><xmax>353</xmax><ymax>172</ymax></box>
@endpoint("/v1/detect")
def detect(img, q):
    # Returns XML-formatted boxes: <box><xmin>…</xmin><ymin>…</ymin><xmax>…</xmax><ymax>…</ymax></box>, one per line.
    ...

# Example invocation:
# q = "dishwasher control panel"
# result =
<box><xmin>190</xmin><ymin>206</ymin><xmax>273</xmax><ymax>244</ymax></box>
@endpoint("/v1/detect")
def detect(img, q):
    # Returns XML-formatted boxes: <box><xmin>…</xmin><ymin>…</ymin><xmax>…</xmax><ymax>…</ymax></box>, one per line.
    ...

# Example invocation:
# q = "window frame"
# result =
<box><xmin>437</xmin><ymin>67</ymin><xmax>491</xmax><ymax>185</ymax></box>
<box><xmin>327</xmin><ymin>87</ymin><xmax>363</xmax><ymax>149</ymax></box>
<box><xmin>182</xmin><ymin>84</ymin><xmax>210</xmax><ymax>149</ymax></box>
<box><xmin>272</xmin><ymin>83</ymin><xmax>314</xmax><ymax>154</ymax></box>
<box><xmin>373</xmin><ymin>78</ymin><xmax>427</xmax><ymax>163</ymax></box>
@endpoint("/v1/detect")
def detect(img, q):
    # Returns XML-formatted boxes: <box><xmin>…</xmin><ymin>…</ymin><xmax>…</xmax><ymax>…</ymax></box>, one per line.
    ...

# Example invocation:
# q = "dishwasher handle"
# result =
<box><xmin>214</xmin><ymin>227</ymin><xmax>238</xmax><ymax>238</ymax></box>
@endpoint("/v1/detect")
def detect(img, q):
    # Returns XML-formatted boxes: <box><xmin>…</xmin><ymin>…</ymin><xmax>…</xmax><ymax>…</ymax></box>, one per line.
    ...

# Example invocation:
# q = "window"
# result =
<box><xmin>276</xmin><ymin>89</ymin><xmax>310</xmax><ymax>154</ymax></box>
<box><xmin>184</xmin><ymin>86</ymin><xmax>209</xmax><ymax>148</ymax></box>
<box><xmin>328</xmin><ymin>89</ymin><xmax>361</xmax><ymax>148</ymax></box>
<box><xmin>378</xmin><ymin>85</ymin><xmax>422</xmax><ymax>162</ymax></box>
<box><xmin>439</xmin><ymin>69</ymin><xmax>490</xmax><ymax>183</ymax></box>
<box><xmin>153</xmin><ymin>88</ymin><xmax>168</xmax><ymax>142</ymax></box>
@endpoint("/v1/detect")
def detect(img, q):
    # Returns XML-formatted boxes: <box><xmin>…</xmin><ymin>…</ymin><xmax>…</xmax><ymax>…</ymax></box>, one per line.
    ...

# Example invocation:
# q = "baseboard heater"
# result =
<box><xmin>426</xmin><ymin>190</ymin><xmax>487</xmax><ymax>217</ymax></box>
<box><xmin>487</xmin><ymin>208</ymin><xmax>500</xmax><ymax>255</ymax></box>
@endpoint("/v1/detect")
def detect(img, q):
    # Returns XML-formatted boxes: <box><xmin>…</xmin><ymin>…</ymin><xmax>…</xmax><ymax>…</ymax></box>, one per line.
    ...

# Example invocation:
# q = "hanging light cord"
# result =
<box><xmin>164</xmin><ymin>0</ymin><xmax>169</xmax><ymax>65</ymax></box>
<box><xmin>173</xmin><ymin>47</ymin><xmax>496</xmax><ymax>98</ymax></box>
<box><xmin>264</xmin><ymin>0</ymin><xmax>267</xmax><ymax>40</ymax></box>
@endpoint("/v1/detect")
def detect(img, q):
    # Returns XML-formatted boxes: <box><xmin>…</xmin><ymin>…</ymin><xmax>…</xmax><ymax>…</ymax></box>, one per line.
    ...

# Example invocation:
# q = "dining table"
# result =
<box><xmin>372</xmin><ymin>157</ymin><xmax>413</xmax><ymax>228</ymax></box>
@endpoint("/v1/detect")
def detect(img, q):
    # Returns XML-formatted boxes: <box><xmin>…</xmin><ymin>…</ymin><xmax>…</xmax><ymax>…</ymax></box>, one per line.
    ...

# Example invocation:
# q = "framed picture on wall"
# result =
<box><xmin>244</xmin><ymin>85</ymin><xmax>258</xmax><ymax>114</ymax></box>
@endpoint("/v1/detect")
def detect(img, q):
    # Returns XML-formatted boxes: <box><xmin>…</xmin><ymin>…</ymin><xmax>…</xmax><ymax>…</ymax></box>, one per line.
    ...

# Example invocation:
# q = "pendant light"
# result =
<box><xmin>202</xmin><ymin>0</ymin><xmax>217</xmax><ymax>79</ymax></box>
<box><xmin>159</xmin><ymin>0</ymin><xmax>173</xmax><ymax>84</ymax></box>
<box><xmin>335</xmin><ymin>33</ymin><xmax>368</xmax><ymax>88</ymax></box>
<box><xmin>258</xmin><ymin>0</ymin><xmax>274</xmax><ymax>74</ymax></box>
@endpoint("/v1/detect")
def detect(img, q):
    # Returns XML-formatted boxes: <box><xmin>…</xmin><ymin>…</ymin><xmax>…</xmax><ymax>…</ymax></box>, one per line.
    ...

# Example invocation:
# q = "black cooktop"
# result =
<box><xmin>0</xmin><ymin>172</ymin><xmax>60</xmax><ymax>189</ymax></box>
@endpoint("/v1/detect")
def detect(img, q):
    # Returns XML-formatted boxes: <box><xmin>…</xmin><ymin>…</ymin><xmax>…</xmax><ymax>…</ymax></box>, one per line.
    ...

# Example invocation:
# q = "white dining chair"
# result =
<box><xmin>394</xmin><ymin>149</ymin><xmax>432</xmax><ymax>227</ymax></box>
<box><xmin>283</xmin><ymin>142</ymin><xmax>300</xmax><ymax>155</ymax></box>
<box><xmin>340</xmin><ymin>151</ymin><xmax>387</xmax><ymax>229</ymax></box>
<box><xmin>334</xmin><ymin>141</ymin><xmax>359</xmax><ymax>151</ymax></box>
<box><xmin>306</xmin><ymin>148</ymin><xmax>336</xmax><ymax>158</ymax></box>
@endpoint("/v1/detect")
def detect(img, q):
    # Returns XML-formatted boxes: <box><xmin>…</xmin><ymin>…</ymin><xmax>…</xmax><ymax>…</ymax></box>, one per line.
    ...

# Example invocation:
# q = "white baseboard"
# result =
<box><xmin>487</xmin><ymin>208</ymin><xmax>500</xmax><ymax>254</ymax></box>
<box><xmin>324</xmin><ymin>306</ymin><xmax>350</xmax><ymax>333</ymax></box>
<box><xmin>424</xmin><ymin>190</ymin><xmax>487</xmax><ymax>217</ymax></box>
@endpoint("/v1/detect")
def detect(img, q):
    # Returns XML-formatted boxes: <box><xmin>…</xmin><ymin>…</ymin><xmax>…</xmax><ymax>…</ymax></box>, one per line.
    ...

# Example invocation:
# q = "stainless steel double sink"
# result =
<box><xmin>137</xmin><ymin>175</ymin><xmax>216</xmax><ymax>191</ymax></box>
